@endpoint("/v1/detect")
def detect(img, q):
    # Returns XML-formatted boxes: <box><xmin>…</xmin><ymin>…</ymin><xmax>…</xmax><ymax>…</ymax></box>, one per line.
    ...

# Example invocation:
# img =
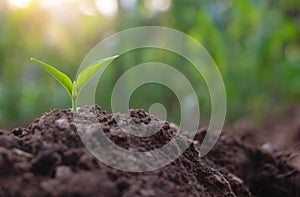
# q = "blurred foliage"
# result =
<box><xmin>0</xmin><ymin>0</ymin><xmax>300</xmax><ymax>128</ymax></box>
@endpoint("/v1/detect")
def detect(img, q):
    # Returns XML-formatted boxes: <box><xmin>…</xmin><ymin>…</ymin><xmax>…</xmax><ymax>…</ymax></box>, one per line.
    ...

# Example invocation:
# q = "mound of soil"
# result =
<box><xmin>0</xmin><ymin>105</ymin><xmax>299</xmax><ymax>196</ymax></box>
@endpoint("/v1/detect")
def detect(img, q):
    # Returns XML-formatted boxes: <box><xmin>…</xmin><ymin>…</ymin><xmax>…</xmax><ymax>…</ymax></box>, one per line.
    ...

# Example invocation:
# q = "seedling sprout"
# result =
<box><xmin>30</xmin><ymin>55</ymin><xmax>118</xmax><ymax>112</ymax></box>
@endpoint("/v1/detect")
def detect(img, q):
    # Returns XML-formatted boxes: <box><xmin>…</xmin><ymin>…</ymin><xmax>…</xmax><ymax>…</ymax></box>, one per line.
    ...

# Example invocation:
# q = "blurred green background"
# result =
<box><xmin>0</xmin><ymin>0</ymin><xmax>300</xmax><ymax>129</ymax></box>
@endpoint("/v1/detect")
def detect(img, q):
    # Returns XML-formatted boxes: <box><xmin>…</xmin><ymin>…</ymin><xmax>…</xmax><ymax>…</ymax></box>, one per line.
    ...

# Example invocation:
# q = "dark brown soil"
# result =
<box><xmin>0</xmin><ymin>105</ymin><xmax>299</xmax><ymax>196</ymax></box>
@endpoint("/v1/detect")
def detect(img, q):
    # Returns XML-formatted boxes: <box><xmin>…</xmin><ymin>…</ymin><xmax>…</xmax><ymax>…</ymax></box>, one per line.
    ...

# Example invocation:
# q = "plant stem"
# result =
<box><xmin>72</xmin><ymin>96</ymin><xmax>77</xmax><ymax>112</ymax></box>
<box><xmin>72</xmin><ymin>81</ymin><xmax>78</xmax><ymax>112</ymax></box>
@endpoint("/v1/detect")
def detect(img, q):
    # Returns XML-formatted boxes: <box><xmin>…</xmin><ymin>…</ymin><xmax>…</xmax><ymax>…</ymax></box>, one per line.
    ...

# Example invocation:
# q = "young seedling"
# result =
<box><xmin>30</xmin><ymin>55</ymin><xmax>118</xmax><ymax>112</ymax></box>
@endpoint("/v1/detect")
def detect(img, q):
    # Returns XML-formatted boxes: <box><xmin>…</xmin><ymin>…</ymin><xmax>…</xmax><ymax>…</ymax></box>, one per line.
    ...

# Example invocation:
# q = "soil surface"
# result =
<box><xmin>0</xmin><ymin>105</ymin><xmax>299</xmax><ymax>196</ymax></box>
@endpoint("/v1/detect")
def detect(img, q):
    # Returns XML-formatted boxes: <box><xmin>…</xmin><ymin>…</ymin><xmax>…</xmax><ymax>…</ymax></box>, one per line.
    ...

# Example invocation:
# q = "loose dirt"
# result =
<box><xmin>0</xmin><ymin>105</ymin><xmax>299</xmax><ymax>196</ymax></box>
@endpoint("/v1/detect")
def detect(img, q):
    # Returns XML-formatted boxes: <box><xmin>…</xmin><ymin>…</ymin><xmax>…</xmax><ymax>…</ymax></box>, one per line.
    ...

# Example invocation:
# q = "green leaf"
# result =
<box><xmin>30</xmin><ymin>58</ymin><xmax>73</xmax><ymax>98</ymax></box>
<box><xmin>75</xmin><ymin>55</ymin><xmax>119</xmax><ymax>93</ymax></box>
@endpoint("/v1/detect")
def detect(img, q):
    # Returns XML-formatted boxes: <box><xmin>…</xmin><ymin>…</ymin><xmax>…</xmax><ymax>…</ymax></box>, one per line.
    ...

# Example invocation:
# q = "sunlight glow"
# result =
<box><xmin>37</xmin><ymin>0</ymin><xmax>80</xmax><ymax>23</ymax></box>
<box><xmin>79</xmin><ymin>1</ymin><xmax>97</xmax><ymax>16</ymax></box>
<box><xmin>37</xmin><ymin>0</ymin><xmax>76</xmax><ymax>10</ymax></box>
<box><xmin>5</xmin><ymin>0</ymin><xmax>120</xmax><ymax>25</ymax></box>
<box><xmin>95</xmin><ymin>0</ymin><xmax>118</xmax><ymax>17</ymax></box>
<box><xmin>6</xmin><ymin>0</ymin><xmax>118</xmax><ymax>18</ymax></box>
<box><xmin>144</xmin><ymin>0</ymin><xmax>171</xmax><ymax>13</ymax></box>
<box><xmin>37</xmin><ymin>0</ymin><xmax>97</xmax><ymax>18</ymax></box>
<box><xmin>7</xmin><ymin>0</ymin><xmax>32</xmax><ymax>9</ymax></box>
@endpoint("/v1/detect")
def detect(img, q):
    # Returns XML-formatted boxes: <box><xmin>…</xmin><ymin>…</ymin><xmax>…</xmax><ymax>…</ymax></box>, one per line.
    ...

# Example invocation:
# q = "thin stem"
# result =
<box><xmin>72</xmin><ymin>81</ymin><xmax>78</xmax><ymax>112</ymax></box>
<box><xmin>72</xmin><ymin>95</ymin><xmax>77</xmax><ymax>112</ymax></box>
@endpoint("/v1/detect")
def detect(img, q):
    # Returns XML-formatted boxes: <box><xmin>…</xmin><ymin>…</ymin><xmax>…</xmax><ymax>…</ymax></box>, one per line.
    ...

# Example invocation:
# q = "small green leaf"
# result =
<box><xmin>30</xmin><ymin>58</ymin><xmax>73</xmax><ymax>98</ymax></box>
<box><xmin>75</xmin><ymin>55</ymin><xmax>119</xmax><ymax>93</ymax></box>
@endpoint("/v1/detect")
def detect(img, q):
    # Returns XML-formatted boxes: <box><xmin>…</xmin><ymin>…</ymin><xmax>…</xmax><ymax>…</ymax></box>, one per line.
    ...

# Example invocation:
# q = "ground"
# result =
<box><xmin>0</xmin><ymin>105</ymin><xmax>299</xmax><ymax>196</ymax></box>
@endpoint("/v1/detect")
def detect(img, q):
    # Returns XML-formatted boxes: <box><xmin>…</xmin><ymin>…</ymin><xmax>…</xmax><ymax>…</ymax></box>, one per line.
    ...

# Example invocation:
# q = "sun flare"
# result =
<box><xmin>6</xmin><ymin>0</ymin><xmax>119</xmax><ymax>18</ymax></box>
<box><xmin>7</xmin><ymin>0</ymin><xmax>32</xmax><ymax>9</ymax></box>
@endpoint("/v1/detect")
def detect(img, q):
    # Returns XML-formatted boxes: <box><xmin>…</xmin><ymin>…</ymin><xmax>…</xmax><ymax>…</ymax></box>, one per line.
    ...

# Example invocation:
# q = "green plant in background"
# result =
<box><xmin>1</xmin><ymin>0</ymin><xmax>300</xmax><ymax>128</ymax></box>
<box><xmin>30</xmin><ymin>55</ymin><xmax>118</xmax><ymax>112</ymax></box>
